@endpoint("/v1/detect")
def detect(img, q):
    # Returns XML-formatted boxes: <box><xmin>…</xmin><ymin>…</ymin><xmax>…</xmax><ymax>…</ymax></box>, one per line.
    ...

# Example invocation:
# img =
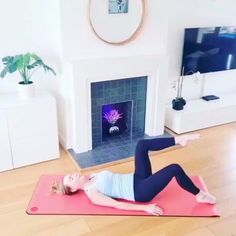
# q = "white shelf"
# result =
<box><xmin>165</xmin><ymin>94</ymin><xmax>236</xmax><ymax>134</ymax></box>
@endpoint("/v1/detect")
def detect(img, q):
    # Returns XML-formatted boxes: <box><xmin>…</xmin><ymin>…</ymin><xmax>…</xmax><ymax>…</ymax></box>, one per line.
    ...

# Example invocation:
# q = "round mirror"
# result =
<box><xmin>88</xmin><ymin>0</ymin><xmax>146</xmax><ymax>45</ymax></box>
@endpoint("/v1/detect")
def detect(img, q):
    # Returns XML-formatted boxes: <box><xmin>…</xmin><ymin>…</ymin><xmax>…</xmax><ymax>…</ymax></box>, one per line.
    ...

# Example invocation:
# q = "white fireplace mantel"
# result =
<box><xmin>70</xmin><ymin>54</ymin><xmax>169</xmax><ymax>153</ymax></box>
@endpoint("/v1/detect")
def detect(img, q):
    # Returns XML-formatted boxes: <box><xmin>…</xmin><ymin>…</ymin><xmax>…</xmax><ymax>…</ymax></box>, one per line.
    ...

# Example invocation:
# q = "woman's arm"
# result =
<box><xmin>86</xmin><ymin>189</ymin><xmax>163</xmax><ymax>216</ymax></box>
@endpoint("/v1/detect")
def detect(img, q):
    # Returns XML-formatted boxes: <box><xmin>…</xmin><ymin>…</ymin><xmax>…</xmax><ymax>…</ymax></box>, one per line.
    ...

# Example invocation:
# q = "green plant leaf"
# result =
<box><xmin>6</xmin><ymin>55</ymin><xmax>21</xmax><ymax>73</ymax></box>
<box><xmin>0</xmin><ymin>67</ymin><xmax>9</xmax><ymax>78</ymax></box>
<box><xmin>2</xmin><ymin>56</ymin><xmax>14</xmax><ymax>65</ymax></box>
<box><xmin>23</xmin><ymin>53</ymin><xmax>31</xmax><ymax>67</ymax></box>
<box><xmin>42</xmin><ymin>64</ymin><xmax>56</xmax><ymax>75</ymax></box>
<box><xmin>30</xmin><ymin>53</ymin><xmax>41</xmax><ymax>61</ymax></box>
<box><xmin>13</xmin><ymin>54</ymin><xmax>24</xmax><ymax>70</ymax></box>
<box><xmin>27</xmin><ymin>59</ymin><xmax>43</xmax><ymax>70</ymax></box>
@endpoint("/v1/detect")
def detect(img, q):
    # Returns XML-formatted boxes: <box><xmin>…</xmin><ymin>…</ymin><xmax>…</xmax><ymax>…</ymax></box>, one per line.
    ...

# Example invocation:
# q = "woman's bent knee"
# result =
<box><xmin>136</xmin><ymin>139</ymin><xmax>149</xmax><ymax>151</ymax></box>
<box><xmin>168</xmin><ymin>163</ymin><xmax>183</xmax><ymax>173</ymax></box>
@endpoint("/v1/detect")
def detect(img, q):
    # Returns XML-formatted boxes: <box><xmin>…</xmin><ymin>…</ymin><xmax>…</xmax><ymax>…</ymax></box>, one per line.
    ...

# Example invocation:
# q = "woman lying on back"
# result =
<box><xmin>52</xmin><ymin>134</ymin><xmax>216</xmax><ymax>215</ymax></box>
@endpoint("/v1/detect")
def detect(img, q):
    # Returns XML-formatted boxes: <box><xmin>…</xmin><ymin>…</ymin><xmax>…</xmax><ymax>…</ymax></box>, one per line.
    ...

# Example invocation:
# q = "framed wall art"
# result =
<box><xmin>108</xmin><ymin>0</ymin><xmax>129</xmax><ymax>14</ymax></box>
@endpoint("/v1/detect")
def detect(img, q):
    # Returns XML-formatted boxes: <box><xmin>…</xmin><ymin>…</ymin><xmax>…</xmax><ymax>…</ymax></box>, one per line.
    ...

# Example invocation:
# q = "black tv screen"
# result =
<box><xmin>181</xmin><ymin>26</ymin><xmax>236</xmax><ymax>75</ymax></box>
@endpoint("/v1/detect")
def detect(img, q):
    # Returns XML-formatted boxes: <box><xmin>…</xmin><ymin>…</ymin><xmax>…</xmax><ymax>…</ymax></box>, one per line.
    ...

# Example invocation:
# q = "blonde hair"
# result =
<box><xmin>50</xmin><ymin>179</ymin><xmax>75</xmax><ymax>195</ymax></box>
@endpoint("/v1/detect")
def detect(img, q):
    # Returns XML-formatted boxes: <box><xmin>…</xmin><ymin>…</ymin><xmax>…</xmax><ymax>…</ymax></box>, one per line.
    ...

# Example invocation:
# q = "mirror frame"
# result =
<box><xmin>88</xmin><ymin>0</ymin><xmax>146</xmax><ymax>45</ymax></box>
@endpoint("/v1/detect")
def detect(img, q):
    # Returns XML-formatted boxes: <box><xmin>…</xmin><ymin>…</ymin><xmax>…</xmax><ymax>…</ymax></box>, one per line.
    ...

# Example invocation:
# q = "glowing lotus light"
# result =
<box><xmin>103</xmin><ymin>109</ymin><xmax>123</xmax><ymax>125</ymax></box>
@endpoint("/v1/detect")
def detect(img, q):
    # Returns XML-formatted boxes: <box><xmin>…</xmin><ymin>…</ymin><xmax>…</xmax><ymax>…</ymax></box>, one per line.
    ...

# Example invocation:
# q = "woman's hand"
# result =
<box><xmin>175</xmin><ymin>134</ymin><xmax>200</xmax><ymax>147</ymax></box>
<box><xmin>144</xmin><ymin>204</ymin><xmax>163</xmax><ymax>216</ymax></box>
<box><xmin>86</xmin><ymin>189</ymin><xmax>164</xmax><ymax>215</ymax></box>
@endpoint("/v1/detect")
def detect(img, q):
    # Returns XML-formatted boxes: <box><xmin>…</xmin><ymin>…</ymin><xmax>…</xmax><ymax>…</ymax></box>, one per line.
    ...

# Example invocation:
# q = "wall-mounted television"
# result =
<box><xmin>181</xmin><ymin>26</ymin><xmax>236</xmax><ymax>75</ymax></box>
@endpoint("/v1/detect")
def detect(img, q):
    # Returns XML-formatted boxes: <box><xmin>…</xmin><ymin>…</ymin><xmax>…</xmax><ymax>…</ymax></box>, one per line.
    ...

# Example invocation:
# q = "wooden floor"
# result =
<box><xmin>1</xmin><ymin>123</ymin><xmax>236</xmax><ymax>236</ymax></box>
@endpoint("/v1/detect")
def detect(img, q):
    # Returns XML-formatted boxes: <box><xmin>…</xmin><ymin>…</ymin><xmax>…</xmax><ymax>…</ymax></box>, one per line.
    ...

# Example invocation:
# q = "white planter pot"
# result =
<box><xmin>18</xmin><ymin>81</ymin><xmax>35</xmax><ymax>99</ymax></box>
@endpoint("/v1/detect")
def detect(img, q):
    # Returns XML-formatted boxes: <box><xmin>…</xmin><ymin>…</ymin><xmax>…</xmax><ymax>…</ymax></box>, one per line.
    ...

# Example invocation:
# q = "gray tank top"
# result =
<box><xmin>94</xmin><ymin>170</ymin><xmax>134</xmax><ymax>201</ymax></box>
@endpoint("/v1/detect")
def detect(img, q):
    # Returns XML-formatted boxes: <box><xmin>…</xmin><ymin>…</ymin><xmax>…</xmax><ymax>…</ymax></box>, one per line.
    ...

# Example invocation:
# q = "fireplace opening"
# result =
<box><xmin>102</xmin><ymin>101</ymin><xmax>133</xmax><ymax>140</ymax></box>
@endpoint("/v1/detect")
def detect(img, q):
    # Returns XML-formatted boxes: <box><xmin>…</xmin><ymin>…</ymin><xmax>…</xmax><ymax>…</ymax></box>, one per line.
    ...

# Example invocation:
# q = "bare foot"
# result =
<box><xmin>175</xmin><ymin>134</ymin><xmax>200</xmax><ymax>147</ymax></box>
<box><xmin>196</xmin><ymin>190</ymin><xmax>216</xmax><ymax>204</ymax></box>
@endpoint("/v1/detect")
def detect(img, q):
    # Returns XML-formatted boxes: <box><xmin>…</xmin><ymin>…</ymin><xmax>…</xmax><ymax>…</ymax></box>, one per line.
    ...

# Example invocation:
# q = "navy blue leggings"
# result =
<box><xmin>133</xmin><ymin>137</ymin><xmax>200</xmax><ymax>202</ymax></box>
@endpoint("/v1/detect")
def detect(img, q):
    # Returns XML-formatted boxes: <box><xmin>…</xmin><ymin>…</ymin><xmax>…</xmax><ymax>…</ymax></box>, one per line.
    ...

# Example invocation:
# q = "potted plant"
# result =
<box><xmin>172</xmin><ymin>67</ymin><xmax>186</xmax><ymax>111</ymax></box>
<box><xmin>172</xmin><ymin>67</ymin><xmax>201</xmax><ymax>110</ymax></box>
<box><xmin>0</xmin><ymin>52</ymin><xmax>56</xmax><ymax>99</ymax></box>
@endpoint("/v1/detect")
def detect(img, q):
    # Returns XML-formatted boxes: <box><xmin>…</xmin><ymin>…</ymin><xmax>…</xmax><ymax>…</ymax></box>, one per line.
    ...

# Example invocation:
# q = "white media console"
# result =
<box><xmin>165</xmin><ymin>93</ymin><xmax>236</xmax><ymax>134</ymax></box>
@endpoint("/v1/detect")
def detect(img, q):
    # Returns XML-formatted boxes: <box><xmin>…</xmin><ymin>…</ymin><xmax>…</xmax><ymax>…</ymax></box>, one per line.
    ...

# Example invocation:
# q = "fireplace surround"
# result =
<box><xmin>69</xmin><ymin>54</ymin><xmax>169</xmax><ymax>154</ymax></box>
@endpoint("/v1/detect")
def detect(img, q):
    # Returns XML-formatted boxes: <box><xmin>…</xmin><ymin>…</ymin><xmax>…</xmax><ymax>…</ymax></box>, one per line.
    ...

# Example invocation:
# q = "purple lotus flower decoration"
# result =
<box><xmin>103</xmin><ymin>109</ymin><xmax>123</xmax><ymax>125</ymax></box>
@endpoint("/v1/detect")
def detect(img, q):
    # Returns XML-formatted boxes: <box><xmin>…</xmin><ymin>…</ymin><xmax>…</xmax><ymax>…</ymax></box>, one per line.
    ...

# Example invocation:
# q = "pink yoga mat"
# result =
<box><xmin>26</xmin><ymin>175</ymin><xmax>220</xmax><ymax>216</ymax></box>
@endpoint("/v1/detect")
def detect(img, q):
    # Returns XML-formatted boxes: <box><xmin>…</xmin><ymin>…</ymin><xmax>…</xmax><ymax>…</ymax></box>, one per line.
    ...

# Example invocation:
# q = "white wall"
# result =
<box><xmin>59</xmin><ymin>0</ymin><xmax>169</xmax><ymax>59</ymax></box>
<box><xmin>166</xmin><ymin>0</ymin><xmax>236</xmax><ymax>102</ymax></box>
<box><xmin>0</xmin><ymin>0</ymin><xmax>62</xmax><ymax>94</ymax></box>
